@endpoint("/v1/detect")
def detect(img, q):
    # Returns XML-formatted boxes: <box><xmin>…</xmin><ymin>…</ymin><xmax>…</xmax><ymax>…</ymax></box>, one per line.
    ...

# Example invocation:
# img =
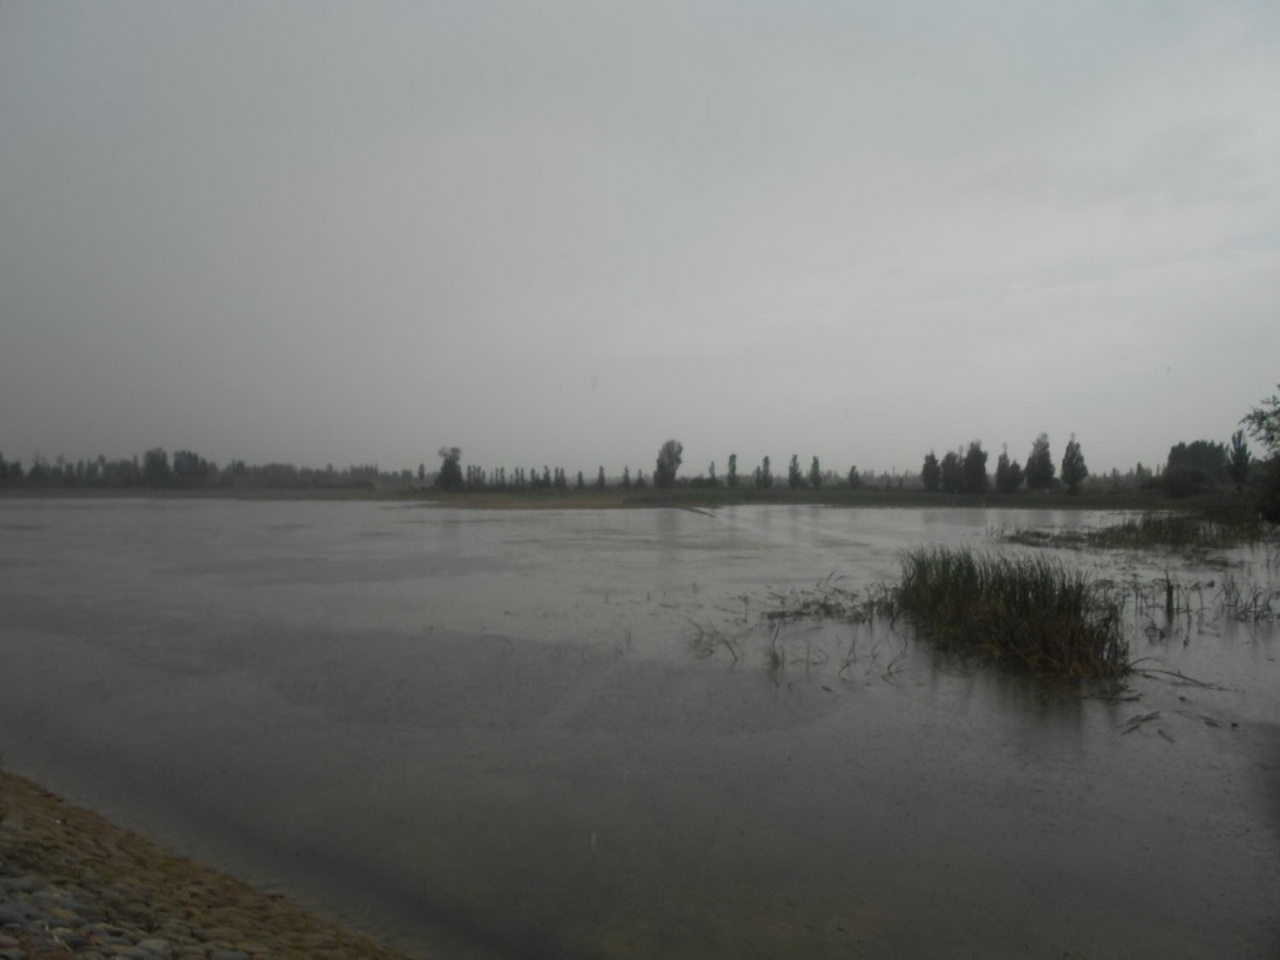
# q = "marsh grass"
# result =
<box><xmin>1000</xmin><ymin>511</ymin><xmax>1267</xmax><ymax>554</ymax></box>
<box><xmin>761</xmin><ymin>574</ymin><xmax>896</xmax><ymax>623</ymax></box>
<box><xmin>686</xmin><ymin>619</ymin><xmax>742</xmax><ymax>663</ymax></box>
<box><xmin>1217</xmin><ymin>574</ymin><xmax>1276</xmax><ymax>622</ymax></box>
<box><xmin>1090</xmin><ymin>513</ymin><xmax>1260</xmax><ymax>550</ymax></box>
<box><xmin>1114</xmin><ymin>571</ymin><xmax>1276</xmax><ymax>633</ymax></box>
<box><xmin>895</xmin><ymin>548</ymin><xmax>1129</xmax><ymax>677</ymax></box>
<box><xmin>764</xmin><ymin>625</ymin><xmax>785</xmax><ymax>684</ymax></box>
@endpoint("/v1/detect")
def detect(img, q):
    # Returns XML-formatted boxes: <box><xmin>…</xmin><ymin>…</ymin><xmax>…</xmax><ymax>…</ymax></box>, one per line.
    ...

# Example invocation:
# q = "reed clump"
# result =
<box><xmin>896</xmin><ymin>547</ymin><xmax>1129</xmax><ymax>677</ymax></box>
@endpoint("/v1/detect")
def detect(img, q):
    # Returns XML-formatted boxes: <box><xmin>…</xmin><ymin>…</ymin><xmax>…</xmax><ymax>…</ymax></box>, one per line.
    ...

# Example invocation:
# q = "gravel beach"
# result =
<box><xmin>0</xmin><ymin>770</ymin><xmax>417</xmax><ymax>960</ymax></box>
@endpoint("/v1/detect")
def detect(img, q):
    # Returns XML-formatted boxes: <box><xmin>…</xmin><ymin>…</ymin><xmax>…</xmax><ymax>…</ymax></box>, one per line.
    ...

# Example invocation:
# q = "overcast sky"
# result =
<box><xmin>3</xmin><ymin>2</ymin><xmax>1278</xmax><ymax>478</ymax></box>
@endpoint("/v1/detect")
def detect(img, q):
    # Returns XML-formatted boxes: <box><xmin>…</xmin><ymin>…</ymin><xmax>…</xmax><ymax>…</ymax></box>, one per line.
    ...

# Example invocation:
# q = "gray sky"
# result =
<box><xmin>3</xmin><ymin>2</ymin><xmax>1278</xmax><ymax>478</ymax></box>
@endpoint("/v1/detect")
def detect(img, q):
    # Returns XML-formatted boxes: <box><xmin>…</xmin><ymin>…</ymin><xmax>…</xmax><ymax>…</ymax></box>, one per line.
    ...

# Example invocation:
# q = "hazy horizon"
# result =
<box><xmin>3</xmin><ymin>2</ymin><xmax>1278</xmax><ymax>477</ymax></box>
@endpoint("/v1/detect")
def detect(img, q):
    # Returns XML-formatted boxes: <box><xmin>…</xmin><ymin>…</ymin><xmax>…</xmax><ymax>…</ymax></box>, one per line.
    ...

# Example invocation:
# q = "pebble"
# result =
<box><xmin>1</xmin><ymin>770</ymin><xmax>418</xmax><ymax>959</ymax></box>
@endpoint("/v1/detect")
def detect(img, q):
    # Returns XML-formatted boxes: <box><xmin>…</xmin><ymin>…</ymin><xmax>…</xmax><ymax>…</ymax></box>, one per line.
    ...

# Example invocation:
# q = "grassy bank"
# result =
<box><xmin>895</xmin><ymin>548</ymin><xmax>1129</xmax><ymax>677</ymax></box>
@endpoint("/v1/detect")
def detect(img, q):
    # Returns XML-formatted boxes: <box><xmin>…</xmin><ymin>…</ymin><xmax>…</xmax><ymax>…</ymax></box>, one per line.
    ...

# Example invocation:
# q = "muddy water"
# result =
<box><xmin>0</xmin><ymin>499</ymin><xmax>1276</xmax><ymax>958</ymax></box>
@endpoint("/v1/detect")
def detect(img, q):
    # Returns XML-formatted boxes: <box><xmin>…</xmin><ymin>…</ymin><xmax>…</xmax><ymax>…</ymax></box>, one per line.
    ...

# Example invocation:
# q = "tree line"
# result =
<box><xmin>5</xmin><ymin>381</ymin><xmax>1277</xmax><ymax>521</ymax></box>
<box><xmin>0</xmin><ymin>448</ymin><xmax>412</xmax><ymax>491</ymax></box>
<box><xmin>919</xmin><ymin>434</ymin><xmax>1088</xmax><ymax>495</ymax></box>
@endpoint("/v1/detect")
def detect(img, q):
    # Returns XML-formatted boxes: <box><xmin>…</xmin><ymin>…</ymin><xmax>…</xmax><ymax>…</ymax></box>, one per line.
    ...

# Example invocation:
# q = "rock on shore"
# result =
<box><xmin>0</xmin><ymin>770</ymin><xmax>417</xmax><ymax>959</ymax></box>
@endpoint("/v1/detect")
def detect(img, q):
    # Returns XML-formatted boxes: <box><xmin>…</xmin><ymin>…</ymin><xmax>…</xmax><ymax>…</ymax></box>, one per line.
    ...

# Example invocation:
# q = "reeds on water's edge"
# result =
<box><xmin>896</xmin><ymin>547</ymin><xmax>1130</xmax><ymax>678</ymax></box>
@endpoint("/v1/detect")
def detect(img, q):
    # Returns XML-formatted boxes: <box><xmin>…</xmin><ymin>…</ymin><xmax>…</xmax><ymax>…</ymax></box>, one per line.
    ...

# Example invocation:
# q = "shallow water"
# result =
<box><xmin>1</xmin><ymin>499</ymin><xmax>1277</xmax><ymax>958</ymax></box>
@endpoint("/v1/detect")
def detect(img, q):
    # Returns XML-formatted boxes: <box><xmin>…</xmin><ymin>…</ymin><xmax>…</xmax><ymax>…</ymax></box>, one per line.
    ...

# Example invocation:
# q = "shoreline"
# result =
<box><xmin>0</xmin><ymin>484</ymin><xmax>1174</xmax><ymax>513</ymax></box>
<box><xmin>0</xmin><ymin>769</ymin><xmax>418</xmax><ymax>960</ymax></box>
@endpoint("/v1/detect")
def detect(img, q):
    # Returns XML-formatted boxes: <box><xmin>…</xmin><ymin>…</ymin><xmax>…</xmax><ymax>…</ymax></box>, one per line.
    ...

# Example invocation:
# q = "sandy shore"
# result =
<box><xmin>0</xmin><ymin>770</ymin><xmax>417</xmax><ymax>959</ymax></box>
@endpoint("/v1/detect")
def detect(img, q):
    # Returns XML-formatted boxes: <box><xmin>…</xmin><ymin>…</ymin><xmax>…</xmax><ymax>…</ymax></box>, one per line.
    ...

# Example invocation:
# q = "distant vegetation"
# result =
<box><xmin>1002</xmin><ymin>511</ymin><xmax>1264</xmax><ymax>553</ymax></box>
<box><xmin>0</xmin><ymin>448</ymin><xmax>410</xmax><ymax>494</ymax></box>
<box><xmin>3</xmin><ymin>383</ymin><xmax>1278</xmax><ymax>521</ymax></box>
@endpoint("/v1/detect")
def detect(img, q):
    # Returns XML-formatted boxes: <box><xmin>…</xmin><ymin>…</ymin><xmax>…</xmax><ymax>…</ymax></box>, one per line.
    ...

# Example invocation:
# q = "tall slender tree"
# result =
<box><xmin>995</xmin><ymin>447</ymin><xmax>1024</xmax><ymax>494</ymax></box>
<box><xmin>1025</xmin><ymin>434</ymin><xmax>1055</xmax><ymax>490</ymax></box>
<box><xmin>1061</xmin><ymin>435</ymin><xmax>1088</xmax><ymax>494</ymax></box>
<box><xmin>787</xmin><ymin>455</ymin><xmax>803</xmax><ymax>490</ymax></box>
<box><xmin>940</xmin><ymin>450</ymin><xmax>964</xmax><ymax>493</ymax></box>
<box><xmin>962</xmin><ymin>441</ymin><xmax>988</xmax><ymax>494</ymax></box>
<box><xmin>921</xmin><ymin>451</ymin><xmax>941</xmax><ymax>492</ymax></box>
<box><xmin>1228</xmin><ymin>429</ymin><xmax>1252</xmax><ymax>491</ymax></box>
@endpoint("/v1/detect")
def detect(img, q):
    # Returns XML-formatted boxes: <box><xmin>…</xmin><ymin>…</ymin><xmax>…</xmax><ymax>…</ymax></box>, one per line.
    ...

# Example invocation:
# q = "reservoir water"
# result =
<box><xmin>1</xmin><ymin>499</ymin><xmax>1277</xmax><ymax>958</ymax></box>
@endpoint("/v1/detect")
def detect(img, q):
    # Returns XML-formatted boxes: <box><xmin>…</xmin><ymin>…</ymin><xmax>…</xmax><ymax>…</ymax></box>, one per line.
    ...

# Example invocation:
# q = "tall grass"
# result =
<box><xmin>896</xmin><ymin>548</ymin><xmax>1129</xmax><ymax>677</ymax></box>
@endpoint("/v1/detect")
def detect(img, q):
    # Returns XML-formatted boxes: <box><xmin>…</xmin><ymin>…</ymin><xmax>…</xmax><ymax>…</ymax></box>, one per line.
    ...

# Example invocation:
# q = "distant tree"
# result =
<box><xmin>707</xmin><ymin>461</ymin><xmax>718</xmax><ymax>486</ymax></box>
<box><xmin>759</xmin><ymin>456</ymin><xmax>773</xmax><ymax>489</ymax></box>
<box><xmin>940</xmin><ymin>450</ymin><xmax>964</xmax><ymax>494</ymax></box>
<box><xmin>1009</xmin><ymin>458</ymin><xmax>1025</xmax><ymax>493</ymax></box>
<box><xmin>809</xmin><ymin>456</ymin><xmax>822</xmax><ymax>490</ymax></box>
<box><xmin>727</xmin><ymin>453</ymin><xmax>739</xmax><ymax>488</ymax></box>
<box><xmin>1164</xmin><ymin>440</ymin><xmax>1227</xmax><ymax>497</ymax></box>
<box><xmin>962</xmin><ymin>441</ymin><xmax>988</xmax><ymax>494</ymax></box>
<box><xmin>635</xmin><ymin>469</ymin><xmax>647</xmax><ymax>489</ymax></box>
<box><xmin>1061</xmin><ymin>435</ymin><xmax>1088</xmax><ymax>494</ymax></box>
<box><xmin>596</xmin><ymin>466</ymin><xmax>606</xmax><ymax>490</ymax></box>
<box><xmin>1025</xmin><ymin>434</ymin><xmax>1055</xmax><ymax>491</ymax></box>
<box><xmin>143</xmin><ymin>447</ymin><xmax>172</xmax><ymax>486</ymax></box>
<box><xmin>655</xmin><ymin>440</ymin><xmax>684</xmax><ymax>488</ymax></box>
<box><xmin>994</xmin><ymin>448</ymin><xmax>1024</xmax><ymax>494</ymax></box>
<box><xmin>1241</xmin><ymin>383</ymin><xmax>1280</xmax><ymax>453</ymax></box>
<box><xmin>788</xmin><ymin>455</ymin><xmax>803</xmax><ymax>490</ymax></box>
<box><xmin>435</xmin><ymin>447</ymin><xmax>463</xmax><ymax>489</ymax></box>
<box><xmin>921</xmin><ymin>451</ymin><xmax>941</xmax><ymax>492</ymax></box>
<box><xmin>622</xmin><ymin>466</ymin><xmax>632</xmax><ymax>490</ymax></box>
<box><xmin>418</xmin><ymin>463</ymin><xmax>426</xmax><ymax>484</ymax></box>
<box><xmin>847</xmin><ymin>465</ymin><xmax>862</xmax><ymax>489</ymax></box>
<box><xmin>172</xmin><ymin>450</ymin><xmax>210</xmax><ymax>482</ymax></box>
<box><xmin>1228</xmin><ymin>430</ymin><xmax>1252</xmax><ymax>492</ymax></box>
<box><xmin>1241</xmin><ymin>384</ymin><xmax>1280</xmax><ymax>522</ymax></box>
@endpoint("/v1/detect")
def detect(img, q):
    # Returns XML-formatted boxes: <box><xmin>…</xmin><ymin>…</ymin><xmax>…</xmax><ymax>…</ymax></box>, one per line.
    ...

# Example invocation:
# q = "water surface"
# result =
<box><xmin>1</xmin><ymin>499</ymin><xmax>1276</xmax><ymax>958</ymax></box>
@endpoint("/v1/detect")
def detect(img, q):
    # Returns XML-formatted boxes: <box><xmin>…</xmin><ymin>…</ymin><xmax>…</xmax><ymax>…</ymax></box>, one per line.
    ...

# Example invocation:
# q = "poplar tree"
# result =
<box><xmin>1061</xmin><ymin>435</ymin><xmax>1088</xmax><ymax>494</ymax></box>
<box><xmin>1025</xmin><ymin>434</ymin><xmax>1055</xmax><ymax>490</ymax></box>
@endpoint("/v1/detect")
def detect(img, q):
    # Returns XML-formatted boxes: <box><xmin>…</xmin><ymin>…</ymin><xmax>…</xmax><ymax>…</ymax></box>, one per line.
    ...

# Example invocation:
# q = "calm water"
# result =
<box><xmin>1</xmin><ymin>499</ymin><xmax>1277</xmax><ymax>959</ymax></box>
